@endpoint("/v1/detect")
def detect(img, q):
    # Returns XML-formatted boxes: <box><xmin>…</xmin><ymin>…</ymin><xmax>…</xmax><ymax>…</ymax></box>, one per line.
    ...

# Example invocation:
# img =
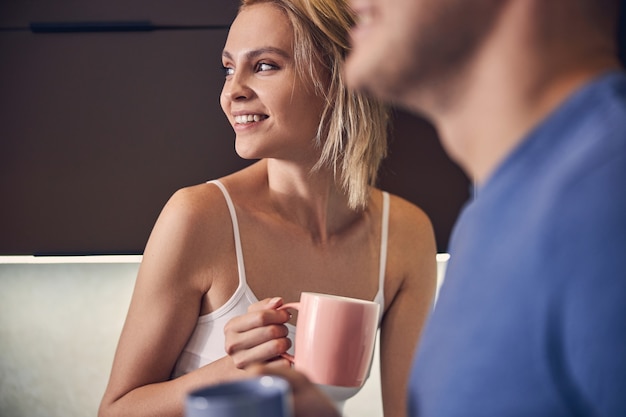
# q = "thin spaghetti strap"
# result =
<box><xmin>207</xmin><ymin>180</ymin><xmax>247</xmax><ymax>286</ymax></box>
<box><xmin>378</xmin><ymin>191</ymin><xmax>390</xmax><ymax>304</ymax></box>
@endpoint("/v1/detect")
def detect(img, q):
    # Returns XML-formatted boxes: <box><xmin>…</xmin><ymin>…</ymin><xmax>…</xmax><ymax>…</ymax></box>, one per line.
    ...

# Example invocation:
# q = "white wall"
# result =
<box><xmin>0</xmin><ymin>255</ymin><xmax>448</xmax><ymax>417</ymax></box>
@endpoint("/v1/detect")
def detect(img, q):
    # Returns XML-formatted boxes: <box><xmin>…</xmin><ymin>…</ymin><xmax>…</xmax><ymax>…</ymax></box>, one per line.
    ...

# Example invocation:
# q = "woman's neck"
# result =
<box><xmin>264</xmin><ymin>158</ymin><xmax>362</xmax><ymax>244</ymax></box>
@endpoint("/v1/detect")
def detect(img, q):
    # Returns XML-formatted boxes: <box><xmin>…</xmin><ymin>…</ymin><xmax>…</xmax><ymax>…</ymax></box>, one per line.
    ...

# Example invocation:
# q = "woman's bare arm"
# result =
<box><xmin>379</xmin><ymin>197</ymin><xmax>437</xmax><ymax>417</ymax></box>
<box><xmin>99</xmin><ymin>187</ymin><xmax>247</xmax><ymax>417</ymax></box>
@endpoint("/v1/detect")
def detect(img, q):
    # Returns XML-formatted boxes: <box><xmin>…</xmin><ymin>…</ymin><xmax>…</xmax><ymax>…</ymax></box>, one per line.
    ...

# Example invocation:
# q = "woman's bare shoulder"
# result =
<box><xmin>161</xmin><ymin>182</ymin><xmax>230</xmax><ymax>230</ymax></box>
<box><xmin>377</xmin><ymin>191</ymin><xmax>437</xmax><ymax>305</ymax></box>
<box><xmin>377</xmin><ymin>190</ymin><xmax>433</xmax><ymax>235</ymax></box>
<box><xmin>381</xmin><ymin>191</ymin><xmax>437</xmax><ymax>261</ymax></box>
<box><xmin>142</xmin><ymin>181</ymin><xmax>235</xmax><ymax>267</ymax></box>
<box><xmin>157</xmin><ymin>162</ymin><xmax>267</xmax><ymax>246</ymax></box>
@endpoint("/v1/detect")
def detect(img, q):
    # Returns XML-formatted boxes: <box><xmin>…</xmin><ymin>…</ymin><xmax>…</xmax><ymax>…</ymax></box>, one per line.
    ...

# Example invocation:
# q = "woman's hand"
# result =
<box><xmin>224</xmin><ymin>297</ymin><xmax>292</xmax><ymax>370</ymax></box>
<box><xmin>251</xmin><ymin>364</ymin><xmax>341</xmax><ymax>417</ymax></box>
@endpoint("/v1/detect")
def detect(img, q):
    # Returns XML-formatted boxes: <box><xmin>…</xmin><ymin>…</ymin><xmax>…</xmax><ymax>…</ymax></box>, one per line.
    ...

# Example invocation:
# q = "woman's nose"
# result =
<box><xmin>223</xmin><ymin>72</ymin><xmax>252</xmax><ymax>101</ymax></box>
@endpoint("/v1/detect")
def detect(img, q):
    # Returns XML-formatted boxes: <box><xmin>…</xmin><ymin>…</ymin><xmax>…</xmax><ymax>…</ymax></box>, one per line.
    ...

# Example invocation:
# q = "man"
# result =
<box><xmin>260</xmin><ymin>0</ymin><xmax>626</xmax><ymax>415</ymax></box>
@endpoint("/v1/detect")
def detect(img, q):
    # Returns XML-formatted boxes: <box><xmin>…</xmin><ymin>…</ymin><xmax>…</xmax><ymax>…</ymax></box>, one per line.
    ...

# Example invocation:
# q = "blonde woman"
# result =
<box><xmin>99</xmin><ymin>0</ymin><xmax>436</xmax><ymax>416</ymax></box>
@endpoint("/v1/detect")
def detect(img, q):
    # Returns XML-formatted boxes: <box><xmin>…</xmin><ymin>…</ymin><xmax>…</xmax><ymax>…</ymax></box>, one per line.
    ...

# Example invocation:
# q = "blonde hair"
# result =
<box><xmin>239</xmin><ymin>0</ymin><xmax>389</xmax><ymax>209</ymax></box>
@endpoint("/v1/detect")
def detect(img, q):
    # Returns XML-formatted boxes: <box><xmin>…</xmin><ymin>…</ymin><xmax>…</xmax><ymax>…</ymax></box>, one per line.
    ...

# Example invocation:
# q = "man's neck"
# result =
<box><xmin>415</xmin><ymin>1</ymin><xmax>621</xmax><ymax>184</ymax></box>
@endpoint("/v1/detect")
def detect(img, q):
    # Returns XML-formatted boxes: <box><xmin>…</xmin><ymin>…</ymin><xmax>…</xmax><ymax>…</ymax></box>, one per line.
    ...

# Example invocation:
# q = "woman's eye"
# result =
<box><xmin>256</xmin><ymin>62</ymin><xmax>277</xmax><ymax>72</ymax></box>
<box><xmin>222</xmin><ymin>66</ymin><xmax>234</xmax><ymax>77</ymax></box>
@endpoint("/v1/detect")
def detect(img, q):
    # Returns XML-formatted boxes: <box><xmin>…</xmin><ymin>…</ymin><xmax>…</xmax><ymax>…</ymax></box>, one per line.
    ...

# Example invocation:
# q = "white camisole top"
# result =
<box><xmin>172</xmin><ymin>180</ymin><xmax>390</xmax><ymax>412</ymax></box>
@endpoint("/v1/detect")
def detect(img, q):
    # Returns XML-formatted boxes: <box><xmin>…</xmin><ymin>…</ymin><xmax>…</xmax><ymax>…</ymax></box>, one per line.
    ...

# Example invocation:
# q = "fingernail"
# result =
<box><xmin>269</xmin><ymin>297</ymin><xmax>281</xmax><ymax>305</ymax></box>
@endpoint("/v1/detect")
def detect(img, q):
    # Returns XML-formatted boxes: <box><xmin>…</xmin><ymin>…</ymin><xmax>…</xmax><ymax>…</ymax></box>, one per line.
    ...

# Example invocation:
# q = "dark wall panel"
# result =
<box><xmin>0</xmin><ymin>0</ymin><xmax>239</xmax><ymax>27</ymax></box>
<box><xmin>0</xmin><ymin>20</ymin><xmax>251</xmax><ymax>254</ymax></box>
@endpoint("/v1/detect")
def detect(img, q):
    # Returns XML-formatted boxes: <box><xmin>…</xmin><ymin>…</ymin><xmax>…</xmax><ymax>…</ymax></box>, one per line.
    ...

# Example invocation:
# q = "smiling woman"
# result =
<box><xmin>97</xmin><ymin>1</ymin><xmax>437</xmax><ymax>417</ymax></box>
<box><xmin>220</xmin><ymin>6</ymin><xmax>326</xmax><ymax>168</ymax></box>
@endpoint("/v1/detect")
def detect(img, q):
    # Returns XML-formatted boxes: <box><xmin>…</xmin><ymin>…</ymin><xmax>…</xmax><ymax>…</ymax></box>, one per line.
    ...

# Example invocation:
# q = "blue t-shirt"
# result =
<box><xmin>409</xmin><ymin>71</ymin><xmax>626</xmax><ymax>416</ymax></box>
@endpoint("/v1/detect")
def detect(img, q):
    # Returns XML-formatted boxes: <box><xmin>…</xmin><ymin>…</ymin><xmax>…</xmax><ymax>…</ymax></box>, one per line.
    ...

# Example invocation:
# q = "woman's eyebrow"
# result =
<box><xmin>222</xmin><ymin>47</ymin><xmax>292</xmax><ymax>61</ymax></box>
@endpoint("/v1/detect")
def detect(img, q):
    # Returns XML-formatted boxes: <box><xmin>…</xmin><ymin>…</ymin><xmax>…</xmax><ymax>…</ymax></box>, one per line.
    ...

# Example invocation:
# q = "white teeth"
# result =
<box><xmin>234</xmin><ymin>114</ymin><xmax>265</xmax><ymax>124</ymax></box>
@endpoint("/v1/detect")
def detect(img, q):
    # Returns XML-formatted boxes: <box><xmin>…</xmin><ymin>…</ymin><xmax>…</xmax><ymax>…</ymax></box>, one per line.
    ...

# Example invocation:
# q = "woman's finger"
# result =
<box><xmin>225</xmin><ymin>306</ymin><xmax>290</xmax><ymax>335</ymax></box>
<box><xmin>248</xmin><ymin>297</ymin><xmax>283</xmax><ymax>313</ymax></box>
<box><xmin>225</xmin><ymin>323</ymin><xmax>289</xmax><ymax>354</ymax></box>
<box><xmin>228</xmin><ymin>333</ymin><xmax>292</xmax><ymax>369</ymax></box>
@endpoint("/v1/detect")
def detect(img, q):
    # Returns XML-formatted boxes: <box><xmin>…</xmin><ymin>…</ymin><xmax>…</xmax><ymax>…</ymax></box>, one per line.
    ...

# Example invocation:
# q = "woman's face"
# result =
<box><xmin>220</xmin><ymin>3</ymin><xmax>326</xmax><ymax>164</ymax></box>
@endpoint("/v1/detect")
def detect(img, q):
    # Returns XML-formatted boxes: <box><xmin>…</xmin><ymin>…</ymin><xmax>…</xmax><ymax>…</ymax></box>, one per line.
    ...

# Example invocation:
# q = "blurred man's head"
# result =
<box><xmin>345</xmin><ymin>0</ymin><xmax>507</xmax><ymax>112</ymax></box>
<box><xmin>345</xmin><ymin>0</ymin><xmax>621</xmax><ymax>115</ymax></box>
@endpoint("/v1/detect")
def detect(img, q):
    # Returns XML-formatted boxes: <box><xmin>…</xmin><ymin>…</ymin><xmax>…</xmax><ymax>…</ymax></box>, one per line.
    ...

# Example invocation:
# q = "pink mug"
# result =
<box><xmin>279</xmin><ymin>292</ymin><xmax>380</xmax><ymax>387</ymax></box>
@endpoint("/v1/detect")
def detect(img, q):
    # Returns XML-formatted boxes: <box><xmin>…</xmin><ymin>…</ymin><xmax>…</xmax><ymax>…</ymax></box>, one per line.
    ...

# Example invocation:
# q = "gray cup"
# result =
<box><xmin>185</xmin><ymin>376</ymin><xmax>293</xmax><ymax>417</ymax></box>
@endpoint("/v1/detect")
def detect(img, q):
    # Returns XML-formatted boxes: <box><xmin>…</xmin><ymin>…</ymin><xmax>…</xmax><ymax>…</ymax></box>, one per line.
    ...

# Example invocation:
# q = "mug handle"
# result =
<box><xmin>277</xmin><ymin>302</ymin><xmax>300</xmax><ymax>363</ymax></box>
